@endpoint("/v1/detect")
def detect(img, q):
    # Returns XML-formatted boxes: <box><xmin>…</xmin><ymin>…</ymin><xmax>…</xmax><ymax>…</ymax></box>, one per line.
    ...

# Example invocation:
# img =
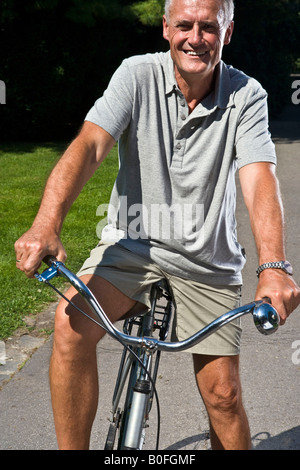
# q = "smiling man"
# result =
<box><xmin>15</xmin><ymin>0</ymin><xmax>300</xmax><ymax>450</ymax></box>
<box><xmin>163</xmin><ymin>0</ymin><xmax>234</xmax><ymax>107</ymax></box>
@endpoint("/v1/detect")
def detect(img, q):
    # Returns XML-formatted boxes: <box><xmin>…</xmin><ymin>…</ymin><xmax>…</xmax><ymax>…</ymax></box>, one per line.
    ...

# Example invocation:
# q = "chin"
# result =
<box><xmin>181</xmin><ymin>61</ymin><xmax>211</xmax><ymax>76</ymax></box>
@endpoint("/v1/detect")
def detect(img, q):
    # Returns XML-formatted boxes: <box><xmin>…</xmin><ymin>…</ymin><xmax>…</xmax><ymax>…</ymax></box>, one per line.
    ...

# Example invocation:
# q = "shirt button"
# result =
<box><xmin>176</xmin><ymin>143</ymin><xmax>182</xmax><ymax>150</ymax></box>
<box><xmin>181</xmin><ymin>114</ymin><xmax>186</xmax><ymax>120</ymax></box>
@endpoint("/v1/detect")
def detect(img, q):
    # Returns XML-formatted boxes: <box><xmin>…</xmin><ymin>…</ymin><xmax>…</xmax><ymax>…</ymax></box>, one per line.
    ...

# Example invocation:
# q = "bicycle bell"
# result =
<box><xmin>252</xmin><ymin>301</ymin><xmax>280</xmax><ymax>335</ymax></box>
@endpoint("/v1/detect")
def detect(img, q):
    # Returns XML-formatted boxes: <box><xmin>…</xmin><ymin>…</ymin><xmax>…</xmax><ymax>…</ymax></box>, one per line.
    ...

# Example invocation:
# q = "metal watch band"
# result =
<box><xmin>256</xmin><ymin>260</ymin><xmax>293</xmax><ymax>278</ymax></box>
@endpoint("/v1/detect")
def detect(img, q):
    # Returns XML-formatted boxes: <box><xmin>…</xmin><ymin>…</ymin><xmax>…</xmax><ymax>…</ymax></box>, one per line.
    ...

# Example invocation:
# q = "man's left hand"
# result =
<box><xmin>256</xmin><ymin>270</ymin><xmax>300</xmax><ymax>325</ymax></box>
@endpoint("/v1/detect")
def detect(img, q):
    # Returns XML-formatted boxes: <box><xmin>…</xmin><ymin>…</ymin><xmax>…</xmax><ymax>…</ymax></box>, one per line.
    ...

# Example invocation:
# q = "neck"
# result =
<box><xmin>175</xmin><ymin>67</ymin><xmax>217</xmax><ymax>113</ymax></box>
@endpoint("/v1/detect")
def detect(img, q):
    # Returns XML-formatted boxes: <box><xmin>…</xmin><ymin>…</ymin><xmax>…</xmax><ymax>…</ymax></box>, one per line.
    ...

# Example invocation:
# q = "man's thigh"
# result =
<box><xmin>76</xmin><ymin>242</ymin><xmax>164</xmax><ymax>312</ymax></box>
<box><xmin>169</xmin><ymin>278</ymin><xmax>242</xmax><ymax>356</ymax></box>
<box><xmin>55</xmin><ymin>274</ymin><xmax>144</xmax><ymax>346</ymax></box>
<box><xmin>55</xmin><ymin>242</ymin><xmax>165</xmax><ymax>344</ymax></box>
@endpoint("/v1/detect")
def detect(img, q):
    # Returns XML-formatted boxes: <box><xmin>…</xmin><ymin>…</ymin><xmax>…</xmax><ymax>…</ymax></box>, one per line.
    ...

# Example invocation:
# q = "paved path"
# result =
<box><xmin>0</xmin><ymin>121</ymin><xmax>299</xmax><ymax>450</ymax></box>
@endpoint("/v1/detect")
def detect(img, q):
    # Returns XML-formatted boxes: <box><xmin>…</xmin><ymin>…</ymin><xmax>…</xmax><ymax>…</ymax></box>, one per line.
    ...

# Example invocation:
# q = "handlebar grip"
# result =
<box><xmin>43</xmin><ymin>255</ymin><xmax>57</xmax><ymax>267</ymax></box>
<box><xmin>253</xmin><ymin>300</ymin><xmax>279</xmax><ymax>335</ymax></box>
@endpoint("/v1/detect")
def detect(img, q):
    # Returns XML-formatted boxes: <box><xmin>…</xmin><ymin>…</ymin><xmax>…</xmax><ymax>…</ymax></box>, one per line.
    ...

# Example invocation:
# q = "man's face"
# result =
<box><xmin>163</xmin><ymin>0</ymin><xmax>233</xmax><ymax>82</ymax></box>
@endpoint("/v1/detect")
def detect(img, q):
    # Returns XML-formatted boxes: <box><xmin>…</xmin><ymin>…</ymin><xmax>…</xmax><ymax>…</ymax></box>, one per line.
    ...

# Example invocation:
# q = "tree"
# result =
<box><xmin>1</xmin><ymin>0</ymin><xmax>161</xmax><ymax>140</ymax></box>
<box><xmin>1</xmin><ymin>0</ymin><xmax>299</xmax><ymax>140</ymax></box>
<box><xmin>130</xmin><ymin>0</ymin><xmax>164</xmax><ymax>25</ymax></box>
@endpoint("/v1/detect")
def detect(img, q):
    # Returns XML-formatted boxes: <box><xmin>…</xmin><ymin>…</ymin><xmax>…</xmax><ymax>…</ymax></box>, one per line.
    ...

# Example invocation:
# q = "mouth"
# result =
<box><xmin>184</xmin><ymin>50</ymin><xmax>208</xmax><ymax>57</ymax></box>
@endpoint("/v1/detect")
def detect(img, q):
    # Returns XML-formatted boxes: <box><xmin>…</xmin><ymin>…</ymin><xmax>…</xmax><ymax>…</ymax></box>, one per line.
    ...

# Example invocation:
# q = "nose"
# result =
<box><xmin>188</xmin><ymin>24</ymin><xmax>203</xmax><ymax>47</ymax></box>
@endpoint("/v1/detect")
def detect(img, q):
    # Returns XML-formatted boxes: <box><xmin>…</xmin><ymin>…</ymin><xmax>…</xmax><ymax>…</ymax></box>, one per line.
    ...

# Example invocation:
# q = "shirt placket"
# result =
<box><xmin>171</xmin><ymin>91</ymin><xmax>189</xmax><ymax>169</ymax></box>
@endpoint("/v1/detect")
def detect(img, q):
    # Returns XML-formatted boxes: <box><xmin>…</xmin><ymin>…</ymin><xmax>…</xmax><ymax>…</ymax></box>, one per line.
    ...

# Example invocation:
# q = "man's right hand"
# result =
<box><xmin>14</xmin><ymin>122</ymin><xmax>116</xmax><ymax>279</ymax></box>
<box><xmin>14</xmin><ymin>225</ymin><xmax>67</xmax><ymax>278</ymax></box>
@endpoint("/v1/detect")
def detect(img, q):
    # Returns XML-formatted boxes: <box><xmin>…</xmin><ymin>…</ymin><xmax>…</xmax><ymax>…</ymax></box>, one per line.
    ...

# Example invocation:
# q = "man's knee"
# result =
<box><xmin>53</xmin><ymin>294</ymin><xmax>103</xmax><ymax>358</ymax></box>
<box><xmin>52</xmin><ymin>273</ymin><xmax>139</xmax><ymax>355</ymax></box>
<box><xmin>206</xmin><ymin>380</ymin><xmax>241</xmax><ymax>415</ymax></box>
<box><xmin>194</xmin><ymin>354</ymin><xmax>242</xmax><ymax>415</ymax></box>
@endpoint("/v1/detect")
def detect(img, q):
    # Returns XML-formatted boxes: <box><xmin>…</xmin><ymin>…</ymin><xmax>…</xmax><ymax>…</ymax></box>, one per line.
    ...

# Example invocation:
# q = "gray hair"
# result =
<box><xmin>164</xmin><ymin>0</ymin><xmax>235</xmax><ymax>26</ymax></box>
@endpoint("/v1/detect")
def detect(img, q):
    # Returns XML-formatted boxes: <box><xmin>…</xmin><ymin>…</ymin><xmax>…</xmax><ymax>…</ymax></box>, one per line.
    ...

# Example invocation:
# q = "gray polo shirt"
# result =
<box><xmin>85</xmin><ymin>51</ymin><xmax>276</xmax><ymax>285</ymax></box>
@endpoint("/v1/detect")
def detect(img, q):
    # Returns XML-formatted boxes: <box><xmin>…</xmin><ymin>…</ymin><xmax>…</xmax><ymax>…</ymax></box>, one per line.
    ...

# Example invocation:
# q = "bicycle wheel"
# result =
<box><xmin>104</xmin><ymin>345</ymin><xmax>136</xmax><ymax>450</ymax></box>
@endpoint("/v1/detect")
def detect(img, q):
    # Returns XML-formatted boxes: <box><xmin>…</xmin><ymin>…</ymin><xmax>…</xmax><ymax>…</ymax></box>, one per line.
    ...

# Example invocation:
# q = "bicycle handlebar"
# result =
<box><xmin>35</xmin><ymin>256</ymin><xmax>280</xmax><ymax>352</ymax></box>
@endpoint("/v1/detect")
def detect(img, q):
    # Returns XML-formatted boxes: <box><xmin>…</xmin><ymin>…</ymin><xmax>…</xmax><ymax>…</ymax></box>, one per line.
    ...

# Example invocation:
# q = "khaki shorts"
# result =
<box><xmin>78</xmin><ymin>242</ymin><xmax>242</xmax><ymax>356</ymax></box>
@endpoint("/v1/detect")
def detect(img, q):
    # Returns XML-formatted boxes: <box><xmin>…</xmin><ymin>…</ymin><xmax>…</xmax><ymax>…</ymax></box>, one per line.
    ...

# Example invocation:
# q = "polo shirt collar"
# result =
<box><xmin>165</xmin><ymin>51</ymin><xmax>177</xmax><ymax>94</ymax></box>
<box><xmin>211</xmin><ymin>61</ymin><xmax>235</xmax><ymax>110</ymax></box>
<box><xmin>164</xmin><ymin>51</ymin><xmax>235</xmax><ymax>111</ymax></box>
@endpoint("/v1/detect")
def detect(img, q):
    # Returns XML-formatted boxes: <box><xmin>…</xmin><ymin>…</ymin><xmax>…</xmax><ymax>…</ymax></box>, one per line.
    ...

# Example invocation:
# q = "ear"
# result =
<box><xmin>162</xmin><ymin>15</ymin><xmax>170</xmax><ymax>42</ymax></box>
<box><xmin>224</xmin><ymin>21</ymin><xmax>234</xmax><ymax>45</ymax></box>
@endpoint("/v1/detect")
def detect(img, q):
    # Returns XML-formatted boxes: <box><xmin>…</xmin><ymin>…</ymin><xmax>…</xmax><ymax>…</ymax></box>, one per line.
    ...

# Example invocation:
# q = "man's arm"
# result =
<box><xmin>239</xmin><ymin>161</ymin><xmax>300</xmax><ymax>324</ymax></box>
<box><xmin>14</xmin><ymin>121</ymin><xmax>116</xmax><ymax>277</ymax></box>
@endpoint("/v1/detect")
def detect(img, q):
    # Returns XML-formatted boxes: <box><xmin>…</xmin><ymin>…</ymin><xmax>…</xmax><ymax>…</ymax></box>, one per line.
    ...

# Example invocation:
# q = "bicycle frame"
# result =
<box><xmin>35</xmin><ymin>256</ymin><xmax>280</xmax><ymax>449</ymax></box>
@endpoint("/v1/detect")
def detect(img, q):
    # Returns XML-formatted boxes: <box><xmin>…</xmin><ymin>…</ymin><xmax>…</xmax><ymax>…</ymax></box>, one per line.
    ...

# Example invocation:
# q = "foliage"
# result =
<box><xmin>0</xmin><ymin>0</ymin><xmax>164</xmax><ymax>141</ymax></box>
<box><xmin>130</xmin><ymin>0</ymin><xmax>164</xmax><ymax>26</ymax></box>
<box><xmin>0</xmin><ymin>0</ymin><xmax>299</xmax><ymax>140</ymax></box>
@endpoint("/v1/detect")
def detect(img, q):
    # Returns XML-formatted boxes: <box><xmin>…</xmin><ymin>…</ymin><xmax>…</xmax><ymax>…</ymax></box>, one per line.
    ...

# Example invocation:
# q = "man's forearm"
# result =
<box><xmin>239</xmin><ymin>162</ymin><xmax>286</xmax><ymax>264</ymax></box>
<box><xmin>251</xmin><ymin>181</ymin><xmax>285</xmax><ymax>264</ymax></box>
<box><xmin>32</xmin><ymin>122</ymin><xmax>115</xmax><ymax>235</ymax></box>
<box><xmin>239</xmin><ymin>162</ymin><xmax>300</xmax><ymax>324</ymax></box>
<box><xmin>33</xmin><ymin>137</ymin><xmax>98</xmax><ymax>234</ymax></box>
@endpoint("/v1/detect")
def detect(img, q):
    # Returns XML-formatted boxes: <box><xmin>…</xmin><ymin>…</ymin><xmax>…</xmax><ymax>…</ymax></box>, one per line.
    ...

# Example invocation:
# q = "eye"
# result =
<box><xmin>175</xmin><ymin>22</ymin><xmax>192</xmax><ymax>31</ymax></box>
<box><xmin>202</xmin><ymin>23</ymin><xmax>218</xmax><ymax>33</ymax></box>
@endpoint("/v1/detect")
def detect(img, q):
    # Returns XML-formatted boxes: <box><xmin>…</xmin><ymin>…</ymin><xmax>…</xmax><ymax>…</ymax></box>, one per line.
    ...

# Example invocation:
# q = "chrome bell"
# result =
<box><xmin>253</xmin><ymin>301</ymin><xmax>280</xmax><ymax>335</ymax></box>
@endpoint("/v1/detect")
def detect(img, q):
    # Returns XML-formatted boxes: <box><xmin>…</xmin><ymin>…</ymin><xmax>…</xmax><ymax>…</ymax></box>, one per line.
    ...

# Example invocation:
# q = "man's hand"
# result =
<box><xmin>255</xmin><ymin>269</ymin><xmax>300</xmax><ymax>325</ymax></box>
<box><xmin>14</xmin><ymin>225</ymin><xmax>67</xmax><ymax>278</ymax></box>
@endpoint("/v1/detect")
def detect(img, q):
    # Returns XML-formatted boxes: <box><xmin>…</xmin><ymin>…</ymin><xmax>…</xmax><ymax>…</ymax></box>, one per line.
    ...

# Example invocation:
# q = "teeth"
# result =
<box><xmin>186</xmin><ymin>51</ymin><xmax>206</xmax><ymax>56</ymax></box>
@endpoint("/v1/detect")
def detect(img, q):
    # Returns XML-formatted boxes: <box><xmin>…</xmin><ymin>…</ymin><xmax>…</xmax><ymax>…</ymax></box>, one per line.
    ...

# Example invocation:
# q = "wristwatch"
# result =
<box><xmin>256</xmin><ymin>260</ymin><xmax>293</xmax><ymax>278</ymax></box>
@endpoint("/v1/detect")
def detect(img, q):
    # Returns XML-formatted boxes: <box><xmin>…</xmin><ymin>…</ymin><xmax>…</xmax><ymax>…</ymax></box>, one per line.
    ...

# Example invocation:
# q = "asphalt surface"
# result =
<box><xmin>0</xmin><ymin>118</ymin><xmax>299</xmax><ymax>451</ymax></box>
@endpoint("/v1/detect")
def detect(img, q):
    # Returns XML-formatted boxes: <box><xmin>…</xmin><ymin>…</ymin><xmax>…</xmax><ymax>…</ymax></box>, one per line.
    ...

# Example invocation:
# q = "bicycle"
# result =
<box><xmin>35</xmin><ymin>256</ymin><xmax>280</xmax><ymax>450</ymax></box>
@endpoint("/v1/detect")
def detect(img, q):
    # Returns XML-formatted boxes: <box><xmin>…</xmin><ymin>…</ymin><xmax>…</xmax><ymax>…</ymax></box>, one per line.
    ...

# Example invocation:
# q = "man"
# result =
<box><xmin>15</xmin><ymin>0</ymin><xmax>300</xmax><ymax>450</ymax></box>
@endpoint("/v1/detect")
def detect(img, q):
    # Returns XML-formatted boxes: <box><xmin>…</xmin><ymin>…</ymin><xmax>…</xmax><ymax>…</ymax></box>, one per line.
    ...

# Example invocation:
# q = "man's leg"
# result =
<box><xmin>193</xmin><ymin>354</ymin><xmax>251</xmax><ymax>450</ymax></box>
<box><xmin>49</xmin><ymin>274</ymin><xmax>144</xmax><ymax>450</ymax></box>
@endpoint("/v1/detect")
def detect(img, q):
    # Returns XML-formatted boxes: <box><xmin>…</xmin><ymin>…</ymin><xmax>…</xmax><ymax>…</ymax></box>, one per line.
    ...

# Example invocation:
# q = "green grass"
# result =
<box><xmin>0</xmin><ymin>142</ymin><xmax>119</xmax><ymax>339</ymax></box>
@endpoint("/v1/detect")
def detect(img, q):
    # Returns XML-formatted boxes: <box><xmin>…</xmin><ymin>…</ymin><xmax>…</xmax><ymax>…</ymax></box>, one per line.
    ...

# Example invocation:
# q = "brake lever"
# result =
<box><xmin>34</xmin><ymin>256</ymin><xmax>63</xmax><ymax>283</ymax></box>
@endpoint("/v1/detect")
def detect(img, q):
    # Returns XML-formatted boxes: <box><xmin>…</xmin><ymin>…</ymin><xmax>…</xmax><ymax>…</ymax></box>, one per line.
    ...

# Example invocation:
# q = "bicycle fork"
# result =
<box><xmin>106</xmin><ymin>280</ymin><xmax>172</xmax><ymax>450</ymax></box>
<box><xmin>119</xmin><ymin>282</ymin><xmax>171</xmax><ymax>450</ymax></box>
<box><xmin>120</xmin><ymin>350</ymin><xmax>154</xmax><ymax>449</ymax></box>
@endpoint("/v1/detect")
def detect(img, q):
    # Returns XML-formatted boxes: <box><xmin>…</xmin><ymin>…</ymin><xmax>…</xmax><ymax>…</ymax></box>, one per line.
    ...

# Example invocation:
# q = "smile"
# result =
<box><xmin>184</xmin><ymin>51</ymin><xmax>208</xmax><ymax>57</ymax></box>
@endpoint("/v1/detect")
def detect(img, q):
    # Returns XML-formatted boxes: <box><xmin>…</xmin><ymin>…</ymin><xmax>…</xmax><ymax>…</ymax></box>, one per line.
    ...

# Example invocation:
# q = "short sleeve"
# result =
<box><xmin>85</xmin><ymin>60</ymin><xmax>134</xmax><ymax>141</ymax></box>
<box><xmin>235</xmin><ymin>87</ymin><xmax>277</xmax><ymax>169</ymax></box>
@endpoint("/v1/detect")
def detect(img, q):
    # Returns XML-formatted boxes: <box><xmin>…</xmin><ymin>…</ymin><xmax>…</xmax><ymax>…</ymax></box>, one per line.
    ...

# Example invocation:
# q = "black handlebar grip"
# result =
<box><xmin>43</xmin><ymin>255</ymin><xmax>57</xmax><ymax>266</ymax></box>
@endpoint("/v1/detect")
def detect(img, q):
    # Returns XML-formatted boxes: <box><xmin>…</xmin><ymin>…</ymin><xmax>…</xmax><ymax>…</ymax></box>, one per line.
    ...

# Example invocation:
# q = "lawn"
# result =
<box><xmin>0</xmin><ymin>142</ymin><xmax>118</xmax><ymax>339</ymax></box>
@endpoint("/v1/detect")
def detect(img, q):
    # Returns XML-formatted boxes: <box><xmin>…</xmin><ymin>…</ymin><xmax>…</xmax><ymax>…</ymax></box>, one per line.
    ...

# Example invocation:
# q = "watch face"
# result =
<box><xmin>283</xmin><ymin>261</ymin><xmax>293</xmax><ymax>275</ymax></box>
